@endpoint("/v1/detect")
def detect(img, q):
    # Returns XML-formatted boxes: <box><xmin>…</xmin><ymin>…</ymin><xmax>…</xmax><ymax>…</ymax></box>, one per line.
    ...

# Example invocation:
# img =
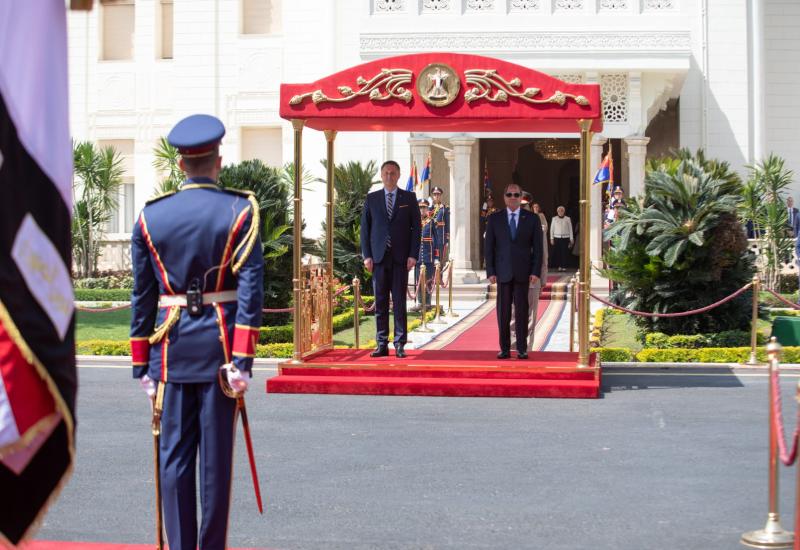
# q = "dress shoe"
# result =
<box><xmin>517</xmin><ymin>352</ymin><xmax>528</xmax><ymax>360</ymax></box>
<box><xmin>370</xmin><ymin>347</ymin><xmax>389</xmax><ymax>358</ymax></box>
<box><xmin>395</xmin><ymin>345</ymin><xmax>406</xmax><ymax>358</ymax></box>
<box><xmin>497</xmin><ymin>351</ymin><xmax>510</xmax><ymax>359</ymax></box>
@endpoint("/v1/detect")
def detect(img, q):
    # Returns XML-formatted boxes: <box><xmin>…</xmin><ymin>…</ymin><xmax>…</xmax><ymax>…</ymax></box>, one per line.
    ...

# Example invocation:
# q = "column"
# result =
<box><xmin>590</xmin><ymin>135</ymin><xmax>607</xmax><ymax>272</ymax></box>
<box><xmin>624</xmin><ymin>136</ymin><xmax>650</xmax><ymax>199</ymax></box>
<box><xmin>407</xmin><ymin>135</ymin><xmax>432</xmax><ymax>197</ymax></box>
<box><xmin>448</xmin><ymin>136</ymin><xmax>480</xmax><ymax>284</ymax></box>
<box><xmin>749</xmin><ymin>0</ymin><xmax>765</xmax><ymax>162</ymax></box>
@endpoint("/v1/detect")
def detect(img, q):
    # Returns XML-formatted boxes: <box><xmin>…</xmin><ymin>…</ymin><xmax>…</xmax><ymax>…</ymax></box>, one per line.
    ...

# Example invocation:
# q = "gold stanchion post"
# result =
<box><xmin>417</xmin><ymin>264</ymin><xmax>433</xmax><ymax>333</ymax></box>
<box><xmin>431</xmin><ymin>260</ymin><xmax>445</xmax><ymax>324</ymax></box>
<box><xmin>353</xmin><ymin>277</ymin><xmax>360</xmax><ymax>350</ymax></box>
<box><xmin>577</xmin><ymin>119</ymin><xmax>593</xmax><ymax>368</ymax></box>
<box><xmin>445</xmin><ymin>261</ymin><xmax>459</xmax><ymax>319</ymax></box>
<box><xmin>569</xmin><ymin>276</ymin><xmax>577</xmax><ymax>353</ymax></box>
<box><xmin>741</xmin><ymin>337</ymin><xmax>794</xmax><ymax>548</ymax></box>
<box><xmin>747</xmin><ymin>275</ymin><xmax>761</xmax><ymax>366</ymax></box>
<box><xmin>291</xmin><ymin>119</ymin><xmax>304</xmax><ymax>363</ymax></box>
<box><xmin>324</xmin><ymin>130</ymin><xmax>337</xmax><ymax>326</ymax></box>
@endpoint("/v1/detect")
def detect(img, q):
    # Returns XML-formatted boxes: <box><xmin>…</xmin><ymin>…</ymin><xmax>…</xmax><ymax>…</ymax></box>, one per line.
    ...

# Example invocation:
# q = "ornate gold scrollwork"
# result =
<box><xmin>463</xmin><ymin>69</ymin><xmax>590</xmax><ymax>107</ymax></box>
<box><xmin>289</xmin><ymin>68</ymin><xmax>413</xmax><ymax>106</ymax></box>
<box><xmin>299</xmin><ymin>263</ymin><xmax>333</xmax><ymax>357</ymax></box>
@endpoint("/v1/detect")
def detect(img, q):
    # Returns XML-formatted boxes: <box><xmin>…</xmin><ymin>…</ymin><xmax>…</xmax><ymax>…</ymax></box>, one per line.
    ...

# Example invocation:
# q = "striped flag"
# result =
<box><xmin>593</xmin><ymin>147</ymin><xmax>615</xmax><ymax>200</ymax></box>
<box><xmin>404</xmin><ymin>160</ymin><xmax>417</xmax><ymax>193</ymax></box>
<box><xmin>417</xmin><ymin>155</ymin><xmax>431</xmax><ymax>196</ymax></box>
<box><xmin>483</xmin><ymin>162</ymin><xmax>492</xmax><ymax>196</ymax></box>
<box><xmin>0</xmin><ymin>1</ymin><xmax>77</xmax><ymax>545</ymax></box>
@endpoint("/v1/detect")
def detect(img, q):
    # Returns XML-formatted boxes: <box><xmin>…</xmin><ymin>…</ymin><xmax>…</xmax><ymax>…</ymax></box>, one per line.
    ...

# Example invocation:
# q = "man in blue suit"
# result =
<box><xmin>130</xmin><ymin>114</ymin><xmax>263</xmax><ymax>550</ymax></box>
<box><xmin>484</xmin><ymin>183</ymin><xmax>543</xmax><ymax>359</ymax></box>
<box><xmin>360</xmin><ymin>160</ymin><xmax>421</xmax><ymax>358</ymax></box>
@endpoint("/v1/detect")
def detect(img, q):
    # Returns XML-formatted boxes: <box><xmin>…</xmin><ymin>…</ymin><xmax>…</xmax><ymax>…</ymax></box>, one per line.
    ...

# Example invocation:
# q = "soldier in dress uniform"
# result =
<box><xmin>130</xmin><ymin>114</ymin><xmax>264</xmax><ymax>550</ymax></box>
<box><xmin>416</xmin><ymin>198</ymin><xmax>438</xmax><ymax>304</ymax></box>
<box><xmin>431</xmin><ymin>186</ymin><xmax>450</xmax><ymax>262</ymax></box>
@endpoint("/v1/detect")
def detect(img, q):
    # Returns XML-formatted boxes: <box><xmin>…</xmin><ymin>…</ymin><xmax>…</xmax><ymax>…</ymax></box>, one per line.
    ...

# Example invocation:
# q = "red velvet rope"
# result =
<box><xmin>75</xmin><ymin>303</ymin><xmax>132</xmax><ymax>312</ymax></box>
<box><xmin>588</xmin><ymin>282</ymin><xmax>753</xmax><ymax>318</ymax></box>
<box><xmin>764</xmin><ymin>288</ymin><xmax>800</xmax><ymax>310</ymax></box>
<box><xmin>407</xmin><ymin>270</ymin><xmax>426</xmax><ymax>299</ymax></box>
<box><xmin>769</xmin><ymin>365</ymin><xmax>800</xmax><ymax>466</ymax></box>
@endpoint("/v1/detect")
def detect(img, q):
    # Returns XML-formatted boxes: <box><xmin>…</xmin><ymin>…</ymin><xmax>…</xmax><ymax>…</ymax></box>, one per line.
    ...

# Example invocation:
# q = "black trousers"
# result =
<box><xmin>497</xmin><ymin>279</ymin><xmax>529</xmax><ymax>354</ymax></box>
<box><xmin>373</xmin><ymin>257</ymin><xmax>408</xmax><ymax>347</ymax></box>
<box><xmin>553</xmin><ymin>237</ymin><xmax>571</xmax><ymax>268</ymax></box>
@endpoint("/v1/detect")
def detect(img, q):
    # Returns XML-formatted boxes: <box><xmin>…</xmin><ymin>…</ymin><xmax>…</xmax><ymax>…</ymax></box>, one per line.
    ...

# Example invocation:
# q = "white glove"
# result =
<box><xmin>139</xmin><ymin>374</ymin><xmax>156</xmax><ymax>398</ymax></box>
<box><xmin>224</xmin><ymin>363</ymin><xmax>249</xmax><ymax>393</ymax></box>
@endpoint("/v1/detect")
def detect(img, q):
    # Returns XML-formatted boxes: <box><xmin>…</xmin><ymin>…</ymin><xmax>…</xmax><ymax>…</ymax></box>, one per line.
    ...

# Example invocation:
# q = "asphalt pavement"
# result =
<box><xmin>33</xmin><ymin>364</ymin><xmax>800</xmax><ymax>550</ymax></box>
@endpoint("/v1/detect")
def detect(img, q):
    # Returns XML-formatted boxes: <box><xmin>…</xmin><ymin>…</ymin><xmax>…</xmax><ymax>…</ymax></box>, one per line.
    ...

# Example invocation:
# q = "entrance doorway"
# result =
<box><xmin>480</xmin><ymin>138</ymin><xmax>581</xmax><ymax>269</ymax></box>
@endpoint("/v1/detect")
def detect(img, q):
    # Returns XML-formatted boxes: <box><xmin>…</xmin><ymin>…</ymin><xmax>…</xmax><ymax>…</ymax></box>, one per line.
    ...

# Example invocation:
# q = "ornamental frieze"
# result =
<box><xmin>288</xmin><ymin>65</ymin><xmax>591</xmax><ymax>109</ymax></box>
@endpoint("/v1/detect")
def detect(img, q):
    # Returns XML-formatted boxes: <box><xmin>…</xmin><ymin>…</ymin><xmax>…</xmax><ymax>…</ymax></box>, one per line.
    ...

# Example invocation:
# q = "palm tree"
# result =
<box><xmin>746</xmin><ymin>154</ymin><xmax>794</xmax><ymax>290</ymax></box>
<box><xmin>152</xmin><ymin>137</ymin><xmax>183</xmax><ymax>194</ymax></box>
<box><xmin>311</xmin><ymin>160</ymin><xmax>379</xmax><ymax>289</ymax></box>
<box><xmin>72</xmin><ymin>141</ymin><xmax>124</xmax><ymax>277</ymax></box>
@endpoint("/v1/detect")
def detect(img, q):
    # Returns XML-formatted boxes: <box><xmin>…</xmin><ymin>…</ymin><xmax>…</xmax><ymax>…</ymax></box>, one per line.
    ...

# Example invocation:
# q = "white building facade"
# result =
<box><xmin>67</xmin><ymin>0</ymin><xmax>800</xmax><ymax>277</ymax></box>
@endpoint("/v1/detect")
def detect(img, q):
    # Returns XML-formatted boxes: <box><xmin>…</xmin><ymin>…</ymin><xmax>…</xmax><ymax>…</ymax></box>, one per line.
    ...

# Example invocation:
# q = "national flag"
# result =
<box><xmin>405</xmin><ymin>160</ymin><xmax>417</xmax><ymax>193</ymax></box>
<box><xmin>417</xmin><ymin>155</ymin><xmax>431</xmax><ymax>196</ymax></box>
<box><xmin>593</xmin><ymin>149</ymin><xmax>615</xmax><ymax>200</ymax></box>
<box><xmin>483</xmin><ymin>163</ymin><xmax>492</xmax><ymax>196</ymax></box>
<box><xmin>0</xmin><ymin>1</ymin><xmax>77</xmax><ymax>545</ymax></box>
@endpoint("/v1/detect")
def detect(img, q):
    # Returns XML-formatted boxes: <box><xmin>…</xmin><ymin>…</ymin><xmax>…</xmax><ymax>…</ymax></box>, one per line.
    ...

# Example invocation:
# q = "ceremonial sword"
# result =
<box><xmin>151</xmin><ymin>383</ymin><xmax>166</xmax><ymax>550</ymax></box>
<box><xmin>219</xmin><ymin>366</ymin><xmax>264</xmax><ymax>514</ymax></box>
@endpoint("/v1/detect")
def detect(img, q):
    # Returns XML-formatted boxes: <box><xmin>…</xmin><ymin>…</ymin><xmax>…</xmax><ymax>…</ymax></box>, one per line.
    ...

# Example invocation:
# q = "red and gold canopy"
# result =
<box><xmin>280</xmin><ymin>53</ymin><xmax>602</xmax><ymax>133</ymax></box>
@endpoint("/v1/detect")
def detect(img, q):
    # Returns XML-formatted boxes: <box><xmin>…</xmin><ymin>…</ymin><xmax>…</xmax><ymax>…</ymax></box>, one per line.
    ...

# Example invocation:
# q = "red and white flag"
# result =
<box><xmin>0</xmin><ymin>1</ymin><xmax>77</xmax><ymax>545</ymax></box>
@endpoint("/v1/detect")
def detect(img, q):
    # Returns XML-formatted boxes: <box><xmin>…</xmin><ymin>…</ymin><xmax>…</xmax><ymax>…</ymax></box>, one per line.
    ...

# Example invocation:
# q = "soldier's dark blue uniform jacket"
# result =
<box><xmin>129</xmin><ymin>175</ymin><xmax>263</xmax><ymax>550</ymax></box>
<box><xmin>432</xmin><ymin>203</ymin><xmax>449</xmax><ymax>261</ymax></box>
<box><xmin>130</xmin><ymin>179</ymin><xmax>263</xmax><ymax>380</ymax></box>
<box><xmin>415</xmin><ymin>213</ymin><xmax>439</xmax><ymax>302</ymax></box>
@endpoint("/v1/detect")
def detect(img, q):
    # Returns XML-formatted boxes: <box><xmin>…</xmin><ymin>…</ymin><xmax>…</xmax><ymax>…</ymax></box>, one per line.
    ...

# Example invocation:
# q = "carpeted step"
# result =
<box><xmin>279</xmin><ymin>366</ymin><xmax>596</xmax><ymax>381</ymax></box>
<box><xmin>267</xmin><ymin>374</ymin><xmax>600</xmax><ymax>398</ymax></box>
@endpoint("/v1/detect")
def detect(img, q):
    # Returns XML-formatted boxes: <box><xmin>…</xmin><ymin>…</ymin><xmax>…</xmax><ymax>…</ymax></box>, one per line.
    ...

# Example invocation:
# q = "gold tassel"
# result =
<box><xmin>232</xmin><ymin>195</ymin><xmax>260</xmax><ymax>275</ymax></box>
<box><xmin>149</xmin><ymin>306</ymin><xmax>181</xmax><ymax>344</ymax></box>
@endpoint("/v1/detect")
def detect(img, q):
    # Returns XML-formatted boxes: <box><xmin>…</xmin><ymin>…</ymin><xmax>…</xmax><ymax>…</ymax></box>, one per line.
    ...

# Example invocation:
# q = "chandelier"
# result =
<box><xmin>533</xmin><ymin>139</ymin><xmax>581</xmax><ymax>160</ymax></box>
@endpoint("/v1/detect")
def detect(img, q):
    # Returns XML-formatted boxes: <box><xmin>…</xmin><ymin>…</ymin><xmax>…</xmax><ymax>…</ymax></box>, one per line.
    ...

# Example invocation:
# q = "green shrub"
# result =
<box><xmin>259</xmin><ymin>324</ymin><xmax>294</xmax><ymax>344</ymax></box>
<box><xmin>708</xmin><ymin>330</ymin><xmax>763</xmax><ymax>347</ymax></box>
<box><xmin>74</xmin><ymin>273</ymin><xmax>134</xmax><ymax>289</ymax></box>
<box><xmin>644</xmin><ymin>332</ymin><xmax>670</xmax><ymax>348</ymax></box>
<box><xmin>256</xmin><ymin>343</ymin><xmax>293</xmax><ymax>358</ymax></box>
<box><xmin>76</xmin><ymin>340</ymin><xmax>130</xmax><ymax>355</ymax></box>
<box><xmin>591</xmin><ymin>347</ymin><xmax>634</xmax><ymax>362</ymax></box>
<box><xmin>74</xmin><ymin>288</ymin><xmax>132</xmax><ymax>301</ymax></box>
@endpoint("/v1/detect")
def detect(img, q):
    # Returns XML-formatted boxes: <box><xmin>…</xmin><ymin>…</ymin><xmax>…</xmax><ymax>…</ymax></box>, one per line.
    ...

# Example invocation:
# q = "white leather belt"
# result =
<box><xmin>158</xmin><ymin>290</ymin><xmax>238</xmax><ymax>307</ymax></box>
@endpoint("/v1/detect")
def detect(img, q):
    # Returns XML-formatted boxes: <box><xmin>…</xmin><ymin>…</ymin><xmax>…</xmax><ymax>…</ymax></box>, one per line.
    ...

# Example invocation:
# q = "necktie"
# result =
<box><xmin>509</xmin><ymin>212</ymin><xmax>517</xmax><ymax>240</ymax></box>
<box><xmin>386</xmin><ymin>192</ymin><xmax>394</xmax><ymax>248</ymax></box>
<box><xmin>790</xmin><ymin>208</ymin><xmax>794</xmax><ymax>227</ymax></box>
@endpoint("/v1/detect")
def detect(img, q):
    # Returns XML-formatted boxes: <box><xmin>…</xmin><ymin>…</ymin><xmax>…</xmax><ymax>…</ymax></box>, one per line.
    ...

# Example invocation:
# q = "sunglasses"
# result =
<box><xmin>505</xmin><ymin>192</ymin><xmax>521</xmax><ymax>198</ymax></box>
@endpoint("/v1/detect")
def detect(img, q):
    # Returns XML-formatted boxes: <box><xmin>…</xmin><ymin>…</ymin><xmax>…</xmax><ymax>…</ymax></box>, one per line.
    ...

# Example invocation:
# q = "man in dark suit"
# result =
<box><xmin>360</xmin><ymin>160</ymin><xmax>421</xmax><ymax>358</ymax></box>
<box><xmin>787</xmin><ymin>196</ymin><xmax>800</xmax><ymax>237</ymax></box>
<box><xmin>484</xmin><ymin>183</ymin><xmax>543</xmax><ymax>359</ymax></box>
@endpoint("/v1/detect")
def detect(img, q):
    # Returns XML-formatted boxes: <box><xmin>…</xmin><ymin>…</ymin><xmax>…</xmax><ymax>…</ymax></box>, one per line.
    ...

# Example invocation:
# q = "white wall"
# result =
<box><xmin>765</xmin><ymin>0</ymin><xmax>800</xmax><ymax>196</ymax></box>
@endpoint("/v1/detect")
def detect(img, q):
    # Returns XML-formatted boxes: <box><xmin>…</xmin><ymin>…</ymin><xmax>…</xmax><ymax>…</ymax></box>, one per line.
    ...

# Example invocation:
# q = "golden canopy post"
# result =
<box><xmin>291</xmin><ymin>119</ymin><xmax>305</xmax><ymax>363</ymax></box>
<box><xmin>324</xmin><ymin>130</ymin><xmax>337</xmax><ymax>321</ymax></box>
<box><xmin>577</xmin><ymin>119</ymin><xmax>593</xmax><ymax>368</ymax></box>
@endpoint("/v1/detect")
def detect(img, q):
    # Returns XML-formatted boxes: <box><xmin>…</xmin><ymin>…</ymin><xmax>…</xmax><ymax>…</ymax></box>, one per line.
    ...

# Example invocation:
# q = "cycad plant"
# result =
<box><xmin>744</xmin><ymin>155</ymin><xmax>794</xmax><ymax>290</ymax></box>
<box><xmin>219</xmin><ymin>160</ymin><xmax>312</xmax><ymax>324</ymax></box>
<box><xmin>72</xmin><ymin>141</ymin><xmax>124</xmax><ymax>277</ymax></box>
<box><xmin>311</xmin><ymin>160</ymin><xmax>379</xmax><ymax>290</ymax></box>
<box><xmin>603</xmin><ymin>149</ymin><xmax>755</xmax><ymax>335</ymax></box>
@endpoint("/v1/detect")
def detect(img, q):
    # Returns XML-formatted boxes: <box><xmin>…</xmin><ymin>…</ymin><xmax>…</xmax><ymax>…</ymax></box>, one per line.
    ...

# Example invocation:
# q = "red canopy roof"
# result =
<box><xmin>280</xmin><ymin>53</ymin><xmax>602</xmax><ymax>133</ymax></box>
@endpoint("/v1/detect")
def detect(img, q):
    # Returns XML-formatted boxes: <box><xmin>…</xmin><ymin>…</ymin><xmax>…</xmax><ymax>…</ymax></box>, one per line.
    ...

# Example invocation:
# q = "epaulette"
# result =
<box><xmin>145</xmin><ymin>190</ymin><xmax>177</xmax><ymax>205</ymax></box>
<box><xmin>221</xmin><ymin>187</ymin><xmax>255</xmax><ymax>198</ymax></box>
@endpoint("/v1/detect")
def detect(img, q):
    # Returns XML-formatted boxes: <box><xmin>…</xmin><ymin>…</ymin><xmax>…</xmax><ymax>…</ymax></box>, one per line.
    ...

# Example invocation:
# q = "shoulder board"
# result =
<box><xmin>221</xmin><ymin>187</ymin><xmax>255</xmax><ymax>198</ymax></box>
<box><xmin>145</xmin><ymin>190</ymin><xmax>177</xmax><ymax>205</ymax></box>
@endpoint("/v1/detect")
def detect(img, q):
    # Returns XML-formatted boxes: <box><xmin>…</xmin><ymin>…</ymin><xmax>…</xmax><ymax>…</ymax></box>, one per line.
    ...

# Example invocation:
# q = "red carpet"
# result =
<box><xmin>265</xmin><ymin>274</ymin><xmax>598</xmax><ymax>399</ymax></box>
<box><xmin>266</xmin><ymin>349</ymin><xmax>600</xmax><ymax>399</ymax></box>
<box><xmin>26</xmin><ymin>543</ymin><xmax>271</xmax><ymax>550</ymax></box>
